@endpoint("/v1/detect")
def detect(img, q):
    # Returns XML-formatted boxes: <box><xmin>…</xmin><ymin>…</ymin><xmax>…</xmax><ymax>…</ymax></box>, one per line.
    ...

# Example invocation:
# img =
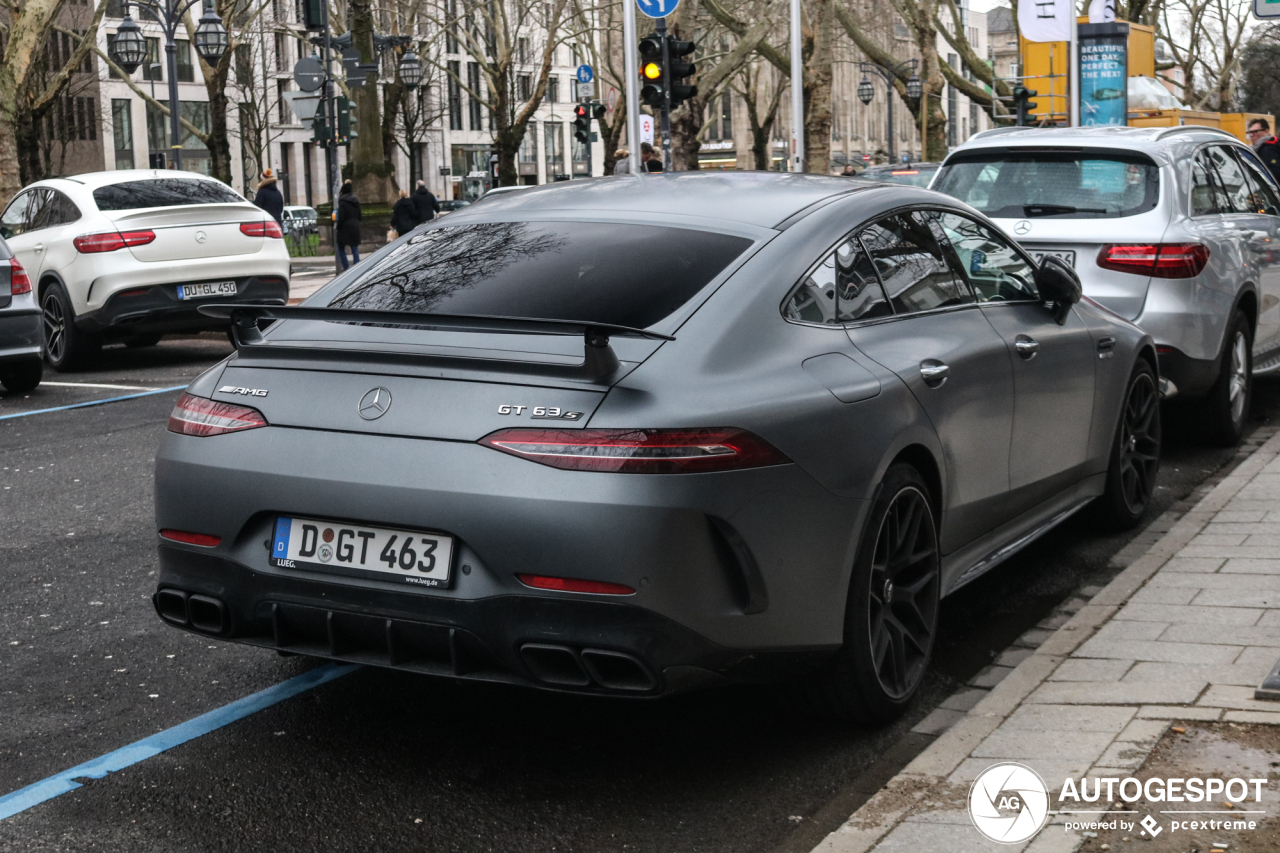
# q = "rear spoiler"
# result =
<box><xmin>197</xmin><ymin>304</ymin><xmax>675</xmax><ymax>383</ymax></box>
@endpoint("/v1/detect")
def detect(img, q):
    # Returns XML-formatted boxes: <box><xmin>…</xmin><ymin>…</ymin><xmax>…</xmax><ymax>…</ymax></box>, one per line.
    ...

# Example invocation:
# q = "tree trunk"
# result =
<box><xmin>492</xmin><ymin>79</ymin><xmax>525</xmax><ymax>188</ymax></box>
<box><xmin>803</xmin><ymin>0</ymin><xmax>834</xmax><ymax>175</ymax></box>
<box><xmin>206</xmin><ymin>82</ymin><xmax>233</xmax><ymax>185</ymax></box>
<box><xmin>349</xmin><ymin>0</ymin><xmax>392</xmax><ymax>203</ymax></box>
<box><xmin>382</xmin><ymin>80</ymin><xmax>405</xmax><ymax>192</ymax></box>
<box><xmin>0</xmin><ymin>0</ymin><xmax>69</xmax><ymax>199</ymax></box>
<box><xmin>670</xmin><ymin>103</ymin><xmax>704</xmax><ymax>171</ymax></box>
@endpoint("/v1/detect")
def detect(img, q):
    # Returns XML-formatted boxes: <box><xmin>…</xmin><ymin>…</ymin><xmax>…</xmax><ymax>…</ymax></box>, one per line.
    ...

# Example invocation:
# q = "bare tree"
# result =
<box><xmin>732</xmin><ymin>58</ymin><xmax>784</xmax><ymax>170</ymax></box>
<box><xmin>1160</xmin><ymin>0</ymin><xmax>1255</xmax><ymax>110</ymax></box>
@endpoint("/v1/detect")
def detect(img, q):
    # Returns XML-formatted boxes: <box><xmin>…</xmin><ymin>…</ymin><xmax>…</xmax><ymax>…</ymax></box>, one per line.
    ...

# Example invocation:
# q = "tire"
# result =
<box><xmin>41</xmin><ymin>283</ymin><xmax>100</xmax><ymax>371</ymax></box>
<box><xmin>795</xmin><ymin>463</ymin><xmax>941</xmax><ymax>723</ymax></box>
<box><xmin>1202</xmin><ymin>309</ymin><xmax>1252</xmax><ymax>446</ymax></box>
<box><xmin>1093</xmin><ymin>359</ymin><xmax>1161</xmax><ymax>531</ymax></box>
<box><xmin>125</xmin><ymin>333</ymin><xmax>163</xmax><ymax>348</ymax></box>
<box><xmin>0</xmin><ymin>359</ymin><xmax>43</xmax><ymax>393</ymax></box>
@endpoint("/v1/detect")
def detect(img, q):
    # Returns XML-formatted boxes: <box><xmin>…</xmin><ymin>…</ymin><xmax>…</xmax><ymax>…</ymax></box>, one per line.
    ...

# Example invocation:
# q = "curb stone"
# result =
<box><xmin>811</xmin><ymin>428</ymin><xmax>1280</xmax><ymax>853</ymax></box>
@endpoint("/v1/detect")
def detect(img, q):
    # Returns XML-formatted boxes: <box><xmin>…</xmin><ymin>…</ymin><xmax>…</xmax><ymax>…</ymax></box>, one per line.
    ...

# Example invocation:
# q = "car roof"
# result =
<box><xmin>950</xmin><ymin>125</ymin><xmax>1242</xmax><ymax>163</ymax></box>
<box><xmin>24</xmin><ymin>169</ymin><xmax>229</xmax><ymax>192</ymax></box>
<box><xmin>454</xmin><ymin>172</ymin><xmax>877</xmax><ymax>228</ymax></box>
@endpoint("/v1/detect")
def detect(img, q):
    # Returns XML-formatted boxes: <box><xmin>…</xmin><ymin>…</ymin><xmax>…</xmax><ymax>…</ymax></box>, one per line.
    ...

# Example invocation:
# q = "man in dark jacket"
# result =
<box><xmin>252</xmin><ymin>168</ymin><xmax>284</xmax><ymax>223</ymax></box>
<box><xmin>1248</xmin><ymin>119</ymin><xmax>1280</xmax><ymax>186</ymax></box>
<box><xmin>335</xmin><ymin>181</ymin><xmax>362</xmax><ymax>270</ymax></box>
<box><xmin>391</xmin><ymin>189</ymin><xmax>419</xmax><ymax>238</ymax></box>
<box><xmin>411</xmin><ymin>181</ymin><xmax>440</xmax><ymax>222</ymax></box>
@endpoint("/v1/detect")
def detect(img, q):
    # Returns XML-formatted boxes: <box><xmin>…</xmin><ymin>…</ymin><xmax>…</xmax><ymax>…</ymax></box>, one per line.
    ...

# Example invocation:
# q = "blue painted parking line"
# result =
<box><xmin>0</xmin><ymin>386</ymin><xmax>187</xmax><ymax>421</ymax></box>
<box><xmin>0</xmin><ymin>663</ymin><xmax>359</xmax><ymax>821</ymax></box>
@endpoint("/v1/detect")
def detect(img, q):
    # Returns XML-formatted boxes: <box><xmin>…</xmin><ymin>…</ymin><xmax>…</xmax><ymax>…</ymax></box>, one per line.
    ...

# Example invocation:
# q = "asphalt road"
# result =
<box><xmin>1</xmin><ymin>335</ymin><xmax>1277</xmax><ymax>853</ymax></box>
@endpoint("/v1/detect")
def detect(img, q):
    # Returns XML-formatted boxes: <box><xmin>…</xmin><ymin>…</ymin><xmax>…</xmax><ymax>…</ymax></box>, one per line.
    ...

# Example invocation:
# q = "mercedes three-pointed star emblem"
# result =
<box><xmin>1013</xmin><ymin>220</ymin><xmax>1032</xmax><ymax>235</ymax></box>
<box><xmin>358</xmin><ymin>387</ymin><xmax>392</xmax><ymax>420</ymax></box>
<box><xmin>194</xmin><ymin>230</ymin><xmax>208</xmax><ymax>243</ymax></box>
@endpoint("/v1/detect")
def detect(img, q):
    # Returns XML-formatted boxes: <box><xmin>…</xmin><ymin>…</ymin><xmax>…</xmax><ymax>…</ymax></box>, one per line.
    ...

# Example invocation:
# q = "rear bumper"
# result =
<box><xmin>1155</xmin><ymin>345</ymin><xmax>1220</xmax><ymax>398</ymax></box>
<box><xmin>154</xmin><ymin>426</ymin><xmax>865</xmax><ymax>692</ymax></box>
<box><xmin>0</xmin><ymin>306</ymin><xmax>42</xmax><ymax>364</ymax></box>
<box><xmin>77</xmin><ymin>276</ymin><xmax>288</xmax><ymax>338</ymax></box>
<box><xmin>154</xmin><ymin>546</ymin><xmax>833</xmax><ymax>696</ymax></box>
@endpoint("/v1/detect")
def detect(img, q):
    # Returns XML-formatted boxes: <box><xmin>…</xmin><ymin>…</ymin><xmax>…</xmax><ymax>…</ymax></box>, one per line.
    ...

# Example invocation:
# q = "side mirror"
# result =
<box><xmin>1035</xmin><ymin>256</ymin><xmax>1082</xmax><ymax>325</ymax></box>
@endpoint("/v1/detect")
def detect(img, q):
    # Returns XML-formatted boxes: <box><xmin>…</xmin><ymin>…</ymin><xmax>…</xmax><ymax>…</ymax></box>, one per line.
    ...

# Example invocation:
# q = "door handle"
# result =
<box><xmin>1097</xmin><ymin>336</ymin><xmax>1116</xmax><ymax>352</ymax></box>
<box><xmin>33</xmin><ymin>243</ymin><xmax>44</xmax><ymax>253</ymax></box>
<box><xmin>919</xmin><ymin>360</ymin><xmax>950</xmax><ymax>387</ymax></box>
<box><xmin>1014</xmin><ymin>335</ymin><xmax>1039</xmax><ymax>359</ymax></box>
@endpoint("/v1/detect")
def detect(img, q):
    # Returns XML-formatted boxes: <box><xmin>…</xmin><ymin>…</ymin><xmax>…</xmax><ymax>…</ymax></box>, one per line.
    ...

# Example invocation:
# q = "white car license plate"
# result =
<box><xmin>1031</xmin><ymin>250</ymin><xmax>1076</xmax><ymax>268</ymax></box>
<box><xmin>271</xmin><ymin>516</ymin><xmax>454</xmax><ymax>587</ymax></box>
<box><xmin>177</xmin><ymin>281</ymin><xmax>237</xmax><ymax>300</ymax></box>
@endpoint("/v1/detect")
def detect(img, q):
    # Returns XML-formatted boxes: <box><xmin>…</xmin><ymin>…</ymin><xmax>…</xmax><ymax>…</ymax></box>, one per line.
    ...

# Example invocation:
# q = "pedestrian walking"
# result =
<box><xmin>252</xmin><ymin>168</ymin><xmax>284</xmax><ymax>224</ymax></box>
<box><xmin>1248</xmin><ymin>119</ymin><xmax>1280</xmax><ymax>186</ymax></box>
<box><xmin>641</xmin><ymin>142</ymin><xmax>663</xmax><ymax>173</ymax></box>
<box><xmin>335</xmin><ymin>181</ymin><xmax>362</xmax><ymax>271</ymax></box>
<box><xmin>612</xmin><ymin>149</ymin><xmax>632</xmax><ymax>175</ymax></box>
<box><xmin>390</xmin><ymin>189</ymin><xmax>418</xmax><ymax>240</ymax></box>
<box><xmin>411</xmin><ymin>180</ymin><xmax>439</xmax><ymax>223</ymax></box>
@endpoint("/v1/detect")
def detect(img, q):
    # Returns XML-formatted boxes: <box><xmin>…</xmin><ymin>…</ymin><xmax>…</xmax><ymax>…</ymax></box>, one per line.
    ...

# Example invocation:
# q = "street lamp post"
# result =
<box><xmin>397</xmin><ymin>50</ymin><xmax>423</xmax><ymax>185</ymax></box>
<box><xmin>857</xmin><ymin>59</ymin><xmax>922</xmax><ymax>165</ymax></box>
<box><xmin>109</xmin><ymin>0</ymin><xmax>228</xmax><ymax>172</ymax></box>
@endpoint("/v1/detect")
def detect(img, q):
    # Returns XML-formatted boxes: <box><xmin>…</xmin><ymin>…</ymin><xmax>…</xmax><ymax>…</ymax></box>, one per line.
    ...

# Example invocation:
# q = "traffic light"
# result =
<box><xmin>310</xmin><ymin>99</ymin><xmax>331</xmax><ymax>145</ymax></box>
<box><xmin>573</xmin><ymin>104</ymin><xmax>590</xmax><ymax>144</ymax></box>
<box><xmin>302</xmin><ymin>0</ymin><xmax>324</xmax><ymax>31</ymax></box>
<box><xmin>666</xmin><ymin>37</ymin><xmax>697</xmax><ymax>110</ymax></box>
<box><xmin>1012</xmin><ymin>85</ymin><xmax>1038</xmax><ymax>126</ymax></box>
<box><xmin>638</xmin><ymin>34</ymin><xmax>665</xmax><ymax>109</ymax></box>
<box><xmin>592</xmin><ymin>102</ymin><xmax>606</xmax><ymax>121</ymax></box>
<box><xmin>336</xmin><ymin>96</ymin><xmax>357</xmax><ymax>142</ymax></box>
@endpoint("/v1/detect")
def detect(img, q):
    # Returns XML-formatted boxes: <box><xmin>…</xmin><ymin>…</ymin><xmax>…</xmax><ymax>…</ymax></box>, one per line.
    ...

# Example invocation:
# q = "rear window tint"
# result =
<box><xmin>934</xmin><ymin>150</ymin><xmax>1159</xmax><ymax>219</ymax></box>
<box><xmin>326</xmin><ymin>221</ymin><xmax>753</xmax><ymax>329</ymax></box>
<box><xmin>93</xmin><ymin>179</ymin><xmax>244</xmax><ymax>211</ymax></box>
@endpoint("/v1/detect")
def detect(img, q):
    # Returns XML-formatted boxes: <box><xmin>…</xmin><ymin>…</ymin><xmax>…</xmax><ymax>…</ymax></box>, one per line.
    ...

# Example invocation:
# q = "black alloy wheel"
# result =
<box><xmin>867</xmin><ymin>484</ymin><xmax>940</xmax><ymax>701</ymax></box>
<box><xmin>1094</xmin><ymin>359</ymin><xmax>1161</xmax><ymax>530</ymax></box>
<box><xmin>41</xmin><ymin>283</ymin><xmax>99</xmax><ymax>371</ymax></box>
<box><xmin>1117</xmin><ymin>369</ymin><xmax>1160</xmax><ymax>517</ymax></box>
<box><xmin>794</xmin><ymin>463</ymin><xmax>940</xmax><ymax>722</ymax></box>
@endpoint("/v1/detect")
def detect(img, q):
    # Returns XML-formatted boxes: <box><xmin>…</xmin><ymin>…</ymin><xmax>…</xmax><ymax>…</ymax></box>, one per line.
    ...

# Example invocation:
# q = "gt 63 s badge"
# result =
<box><xmin>497</xmin><ymin>405</ymin><xmax>583</xmax><ymax>420</ymax></box>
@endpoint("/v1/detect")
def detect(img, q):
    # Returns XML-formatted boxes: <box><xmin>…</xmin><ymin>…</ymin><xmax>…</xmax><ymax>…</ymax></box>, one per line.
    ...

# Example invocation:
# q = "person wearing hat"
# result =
<box><xmin>252</xmin><ymin>168</ymin><xmax>284</xmax><ymax>224</ymax></box>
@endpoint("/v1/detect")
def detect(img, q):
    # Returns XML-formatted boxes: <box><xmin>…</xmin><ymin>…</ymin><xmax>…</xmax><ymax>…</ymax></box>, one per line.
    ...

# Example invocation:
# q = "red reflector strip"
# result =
<box><xmin>160</xmin><ymin>529</ymin><xmax>222</xmax><ymax>547</ymax></box>
<box><xmin>117</xmin><ymin>288</ymin><xmax>149</xmax><ymax>298</ymax></box>
<box><xmin>167</xmin><ymin>392</ymin><xmax>268</xmax><ymax>437</ymax></box>
<box><xmin>7</xmin><ymin>259</ymin><xmax>31</xmax><ymax>295</ymax></box>
<box><xmin>516</xmin><ymin>574</ymin><xmax>635</xmax><ymax>595</ymax></box>
<box><xmin>479</xmin><ymin>428</ymin><xmax>790</xmax><ymax>474</ymax></box>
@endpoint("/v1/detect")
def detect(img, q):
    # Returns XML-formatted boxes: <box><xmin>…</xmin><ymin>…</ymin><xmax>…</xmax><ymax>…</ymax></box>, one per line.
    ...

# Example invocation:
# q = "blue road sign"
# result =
<box><xmin>576</xmin><ymin>64</ymin><xmax>593</xmax><ymax>84</ymax></box>
<box><xmin>636</xmin><ymin>0</ymin><xmax>681</xmax><ymax>19</ymax></box>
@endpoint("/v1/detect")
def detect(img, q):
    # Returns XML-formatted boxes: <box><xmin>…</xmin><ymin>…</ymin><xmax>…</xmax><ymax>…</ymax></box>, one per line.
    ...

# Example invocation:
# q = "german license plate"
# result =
<box><xmin>178</xmin><ymin>281</ymin><xmax>237</xmax><ymax>300</ymax></box>
<box><xmin>271</xmin><ymin>516</ymin><xmax>454</xmax><ymax>587</ymax></box>
<box><xmin>1031</xmin><ymin>250</ymin><xmax>1076</xmax><ymax>268</ymax></box>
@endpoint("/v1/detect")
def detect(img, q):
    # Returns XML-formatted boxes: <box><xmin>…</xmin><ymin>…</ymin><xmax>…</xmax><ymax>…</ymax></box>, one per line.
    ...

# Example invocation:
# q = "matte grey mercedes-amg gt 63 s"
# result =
<box><xmin>154</xmin><ymin>172</ymin><xmax>1161</xmax><ymax>721</ymax></box>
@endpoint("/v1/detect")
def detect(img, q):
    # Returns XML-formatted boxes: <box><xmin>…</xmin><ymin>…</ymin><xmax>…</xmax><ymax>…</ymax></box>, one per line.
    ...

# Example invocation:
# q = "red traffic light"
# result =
<box><xmin>574</xmin><ymin>104</ymin><xmax>588</xmax><ymax>118</ymax></box>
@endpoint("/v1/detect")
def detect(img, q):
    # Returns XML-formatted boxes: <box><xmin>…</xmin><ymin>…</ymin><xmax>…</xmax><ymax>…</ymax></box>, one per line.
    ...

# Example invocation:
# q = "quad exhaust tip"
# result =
<box><xmin>519</xmin><ymin>643</ymin><xmax>656</xmax><ymax>693</ymax></box>
<box><xmin>153</xmin><ymin>588</ymin><xmax>230</xmax><ymax>636</ymax></box>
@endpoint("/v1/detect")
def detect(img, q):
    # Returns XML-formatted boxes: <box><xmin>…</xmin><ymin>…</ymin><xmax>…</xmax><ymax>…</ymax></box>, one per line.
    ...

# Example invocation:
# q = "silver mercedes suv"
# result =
<box><xmin>934</xmin><ymin>126</ymin><xmax>1280</xmax><ymax>444</ymax></box>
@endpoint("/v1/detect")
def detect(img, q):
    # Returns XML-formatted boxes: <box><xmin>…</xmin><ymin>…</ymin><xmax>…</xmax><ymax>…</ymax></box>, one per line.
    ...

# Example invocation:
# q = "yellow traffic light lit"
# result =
<box><xmin>643</xmin><ymin>62</ymin><xmax>662</xmax><ymax>80</ymax></box>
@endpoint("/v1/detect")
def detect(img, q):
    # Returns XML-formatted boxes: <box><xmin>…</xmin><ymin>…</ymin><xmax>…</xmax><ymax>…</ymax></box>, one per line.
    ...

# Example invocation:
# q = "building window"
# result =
<box><xmin>543</xmin><ymin>120</ymin><xmax>563</xmax><ymax>178</ymax></box>
<box><xmin>518</xmin><ymin>74</ymin><xmax>531</xmax><ymax>101</ymax></box>
<box><xmin>446</xmin><ymin>0</ymin><xmax>458</xmax><ymax>53</ymax></box>
<box><xmin>275</xmin><ymin>32</ymin><xmax>288</xmax><ymax>72</ymax></box>
<box><xmin>519</xmin><ymin>126</ymin><xmax>538</xmax><ymax>163</ymax></box>
<box><xmin>546</xmin><ymin>76</ymin><xmax>559</xmax><ymax>104</ymax></box>
<box><xmin>175</xmin><ymin>39</ymin><xmax>194</xmax><ymax>82</ymax></box>
<box><xmin>146</xmin><ymin>102</ymin><xmax>167</xmax><ymax>167</ymax></box>
<box><xmin>467</xmin><ymin>62</ymin><xmax>482</xmax><ymax>129</ymax></box>
<box><xmin>112</xmin><ymin>99</ymin><xmax>135</xmax><ymax>169</ymax></box>
<box><xmin>144</xmin><ymin>37</ymin><xmax>162</xmax><ymax>81</ymax></box>
<box><xmin>235</xmin><ymin>43</ymin><xmax>253</xmax><ymax>86</ymax></box>
<box><xmin>448</xmin><ymin>61</ymin><xmax>462</xmax><ymax>130</ymax></box>
<box><xmin>278</xmin><ymin>80</ymin><xmax>290</xmax><ymax>124</ymax></box>
<box><xmin>517</xmin><ymin>37</ymin><xmax>528</xmax><ymax>64</ymax></box>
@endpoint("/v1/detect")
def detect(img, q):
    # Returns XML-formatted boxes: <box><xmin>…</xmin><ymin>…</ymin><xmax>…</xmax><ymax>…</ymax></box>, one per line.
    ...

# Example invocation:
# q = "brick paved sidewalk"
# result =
<box><xmin>813</xmin><ymin>429</ymin><xmax>1280</xmax><ymax>853</ymax></box>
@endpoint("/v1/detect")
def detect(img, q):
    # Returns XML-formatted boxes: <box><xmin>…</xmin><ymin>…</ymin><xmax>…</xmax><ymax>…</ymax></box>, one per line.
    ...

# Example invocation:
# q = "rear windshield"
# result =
<box><xmin>326</xmin><ymin>221</ymin><xmax>753</xmax><ymax>329</ymax></box>
<box><xmin>93</xmin><ymin>179</ymin><xmax>244</xmax><ymax>211</ymax></box>
<box><xmin>933</xmin><ymin>151</ymin><xmax>1159</xmax><ymax>219</ymax></box>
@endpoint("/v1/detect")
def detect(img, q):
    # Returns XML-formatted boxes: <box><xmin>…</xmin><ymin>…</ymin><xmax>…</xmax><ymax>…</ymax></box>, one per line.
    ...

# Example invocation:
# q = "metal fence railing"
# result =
<box><xmin>284</xmin><ymin>215</ymin><xmax>319</xmax><ymax>258</ymax></box>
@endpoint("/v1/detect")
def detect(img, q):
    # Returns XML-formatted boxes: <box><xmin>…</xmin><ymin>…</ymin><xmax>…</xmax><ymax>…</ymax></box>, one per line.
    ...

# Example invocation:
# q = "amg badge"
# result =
<box><xmin>497</xmin><ymin>405</ymin><xmax>584</xmax><ymax>420</ymax></box>
<box><xmin>218</xmin><ymin>386</ymin><xmax>269</xmax><ymax>397</ymax></box>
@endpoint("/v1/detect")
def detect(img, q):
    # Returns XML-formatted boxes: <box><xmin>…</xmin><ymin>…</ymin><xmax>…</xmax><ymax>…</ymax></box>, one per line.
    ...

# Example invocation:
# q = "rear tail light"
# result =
<box><xmin>167</xmin><ymin>392</ymin><xmax>267</xmax><ymax>437</ymax></box>
<box><xmin>7</xmin><ymin>258</ymin><xmax>31</xmax><ymax>295</ymax></box>
<box><xmin>240</xmin><ymin>221</ymin><xmax>284</xmax><ymax>238</ymax></box>
<box><xmin>1097</xmin><ymin>243</ymin><xmax>1210</xmax><ymax>278</ymax></box>
<box><xmin>516</xmin><ymin>574</ymin><xmax>635</xmax><ymax>595</ymax></box>
<box><xmin>478</xmin><ymin>428</ymin><xmax>790</xmax><ymax>473</ymax></box>
<box><xmin>160</xmin><ymin>529</ymin><xmax>222</xmax><ymax>547</ymax></box>
<box><xmin>73</xmin><ymin>230</ymin><xmax>156</xmax><ymax>253</ymax></box>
